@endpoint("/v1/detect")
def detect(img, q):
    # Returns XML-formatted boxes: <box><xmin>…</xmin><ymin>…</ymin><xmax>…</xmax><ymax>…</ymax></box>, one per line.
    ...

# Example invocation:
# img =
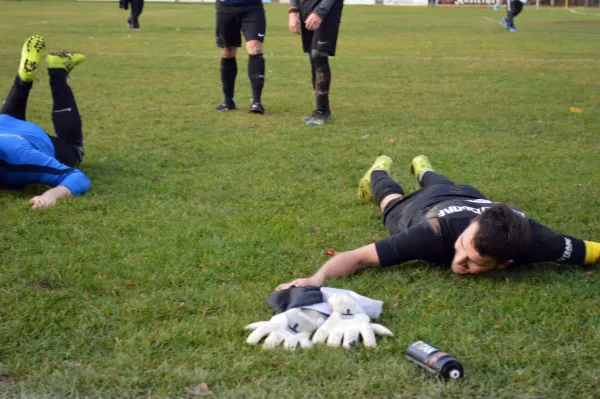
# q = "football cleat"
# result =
<box><xmin>216</xmin><ymin>99</ymin><xmax>237</xmax><ymax>112</ymax></box>
<box><xmin>508</xmin><ymin>26</ymin><xmax>518</xmax><ymax>32</ymax></box>
<box><xmin>493</xmin><ymin>3</ymin><xmax>500</xmax><ymax>11</ymax></box>
<box><xmin>248</xmin><ymin>101</ymin><xmax>265</xmax><ymax>114</ymax></box>
<box><xmin>305</xmin><ymin>110</ymin><xmax>331</xmax><ymax>126</ymax></box>
<box><xmin>410</xmin><ymin>155</ymin><xmax>434</xmax><ymax>184</ymax></box>
<box><xmin>501</xmin><ymin>18</ymin><xmax>509</xmax><ymax>31</ymax></box>
<box><xmin>301</xmin><ymin>110</ymin><xmax>320</xmax><ymax>122</ymax></box>
<box><xmin>357</xmin><ymin>155</ymin><xmax>393</xmax><ymax>203</ymax></box>
<box><xmin>47</xmin><ymin>52</ymin><xmax>86</xmax><ymax>74</ymax></box>
<box><xmin>18</xmin><ymin>35</ymin><xmax>46</xmax><ymax>83</ymax></box>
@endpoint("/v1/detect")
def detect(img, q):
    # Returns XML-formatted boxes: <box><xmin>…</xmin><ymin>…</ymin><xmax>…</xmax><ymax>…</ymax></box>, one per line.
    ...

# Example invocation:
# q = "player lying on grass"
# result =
<box><xmin>277</xmin><ymin>155</ymin><xmax>600</xmax><ymax>291</ymax></box>
<box><xmin>0</xmin><ymin>36</ymin><xmax>90</xmax><ymax>209</ymax></box>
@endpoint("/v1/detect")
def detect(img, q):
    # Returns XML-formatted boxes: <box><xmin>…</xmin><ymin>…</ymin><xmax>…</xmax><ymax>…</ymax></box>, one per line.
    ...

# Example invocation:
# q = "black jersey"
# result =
<box><xmin>374</xmin><ymin>184</ymin><xmax>587</xmax><ymax>268</ymax></box>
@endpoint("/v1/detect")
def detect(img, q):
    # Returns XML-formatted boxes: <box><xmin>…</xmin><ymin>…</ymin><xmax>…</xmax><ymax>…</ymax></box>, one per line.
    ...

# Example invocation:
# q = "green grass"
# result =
<box><xmin>1</xmin><ymin>2</ymin><xmax>599</xmax><ymax>398</ymax></box>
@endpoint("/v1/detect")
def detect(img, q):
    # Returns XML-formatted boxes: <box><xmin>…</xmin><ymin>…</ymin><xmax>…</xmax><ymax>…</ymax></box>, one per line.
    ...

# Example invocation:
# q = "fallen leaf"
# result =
<box><xmin>569</xmin><ymin>106</ymin><xmax>583</xmax><ymax>113</ymax></box>
<box><xmin>388</xmin><ymin>139</ymin><xmax>395</xmax><ymax>144</ymax></box>
<box><xmin>200</xmin><ymin>264</ymin><xmax>208</xmax><ymax>272</ymax></box>
<box><xmin>124</xmin><ymin>280</ymin><xmax>135</xmax><ymax>287</ymax></box>
<box><xmin>585</xmin><ymin>271</ymin><xmax>593</xmax><ymax>278</ymax></box>
<box><xmin>183</xmin><ymin>212</ymin><xmax>189</xmax><ymax>218</ymax></box>
<box><xmin>362</xmin><ymin>135</ymin><xmax>369</xmax><ymax>140</ymax></box>
<box><xmin>391</xmin><ymin>64</ymin><xmax>397</xmax><ymax>69</ymax></box>
<box><xmin>545</xmin><ymin>114</ymin><xmax>551</xmax><ymax>118</ymax></box>
<box><xmin>324</xmin><ymin>247</ymin><xmax>337</xmax><ymax>257</ymax></box>
<box><xmin>185</xmin><ymin>382</ymin><xmax>213</xmax><ymax>397</ymax></box>
<box><xmin>341</xmin><ymin>147</ymin><xmax>349</xmax><ymax>152</ymax></box>
<box><xmin>310</xmin><ymin>226</ymin><xmax>319</xmax><ymax>234</ymax></box>
<box><xmin>340</xmin><ymin>181</ymin><xmax>346</xmax><ymax>187</ymax></box>
<box><xmin>416</xmin><ymin>51</ymin><xmax>420</xmax><ymax>55</ymax></box>
<box><xmin>231</xmin><ymin>273</ymin><xmax>237</xmax><ymax>278</ymax></box>
<box><xmin>176</xmin><ymin>302</ymin><xmax>185</xmax><ymax>309</ymax></box>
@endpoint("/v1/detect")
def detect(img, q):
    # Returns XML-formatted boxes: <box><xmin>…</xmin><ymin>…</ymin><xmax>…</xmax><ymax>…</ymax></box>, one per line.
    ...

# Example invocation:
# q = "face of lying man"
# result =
<box><xmin>451</xmin><ymin>221</ymin><xmax>512</xmax><ymax>275</ymax></box>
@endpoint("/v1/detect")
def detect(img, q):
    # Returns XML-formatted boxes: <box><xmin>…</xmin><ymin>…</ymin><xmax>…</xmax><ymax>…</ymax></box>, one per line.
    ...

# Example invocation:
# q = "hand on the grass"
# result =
<box><xmin>29</xmin><ymin>186</ymin><xmax>72</xmax><ymax>209</ymax></box>
<box><xmin>312</xmin><ymin>293</ymin><xmax>393</xmax><ymax>348</ymax></box>
<box><xmin>304</xmin><ymin>13</ymin><xmax>322</xmax><ymax>31</ymax></box>
<box><xmin>288</xmin><ymin>13</ymin><xmax>301</xmax><ymax>34</ymax></box>
<box><xmin>245</xmin><ymin>308</ymin><xmax>325</xmax><ymax>350</ymax></box>
<box><xmin>275</xmin><ymin>275</ymin><xmax>324</xmax><ymax>292</ymax></box>
<box><xmin>29</xmin><ymin>195</ymin><xmax>57</xmax><ymax>209</ymax></box>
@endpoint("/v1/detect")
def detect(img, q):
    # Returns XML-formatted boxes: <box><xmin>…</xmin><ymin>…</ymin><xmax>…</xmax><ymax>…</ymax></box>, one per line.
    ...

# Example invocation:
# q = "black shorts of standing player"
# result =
<box><xmin>289</xmin><ymin>0</ymin><xmax>343</xmax><ymax>126</ymax></box>
<box><xmin>215</xmin><ymin>0</ymin><xmax>267</xmax><ymax>114</ymax></box>
<box><xmin>503</xmin><ymin>0</ymin><xmax>524</xmax><ymax>32</ymax></box>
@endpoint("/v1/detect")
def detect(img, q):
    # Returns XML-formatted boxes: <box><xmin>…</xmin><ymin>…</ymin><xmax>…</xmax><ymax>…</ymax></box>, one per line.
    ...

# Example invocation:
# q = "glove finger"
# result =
<box><xmin>327</xmin><ymin>330</ymin><xmax>344</xmax><ymax>347</ymax></box>
<box><xmin>263</xmin><ymin>333</ymin><xmax>284</xmax><ymax>349</ymax></box>
<box><xmin>312</xmin><ymin>327</ymin><xmax>329</xmax><ymax>344</ymax></box>
<box><xmin>371</xmin><ymin>323</ymin><xmax>394</xmax><ymax>337</ymax></box>
<box><xmin>246</xmin><ymin>327</ymin><xmax>270</xmax><ymax>345</ymax></box>
<box><xmin>284</xmin><ymin>337</ymin><xmax>299</xmax><ymax>350</ymax></box>
<box><xmin>244</xmin><ymin>321</ymin><xmax>267</xmax><ymax>331</ymax></box>
<box><xmin>299</xmin><ymin>337</ymin><xmax>314</xmax><ymax>349</ymax></box>
<box><xmin>342</xmin><ymin>328</ymin><xmax>360</xmax><ymax>349</ymax></box>
<box><xmin>360</xmin><ymin>325</ymin><xmax>377</xmax><ymax>348</ymax></box>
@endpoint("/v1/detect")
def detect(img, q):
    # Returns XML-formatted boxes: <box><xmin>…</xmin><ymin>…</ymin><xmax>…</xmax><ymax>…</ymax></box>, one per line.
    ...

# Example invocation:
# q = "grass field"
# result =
<box><xmin>1</xmin><ymin>1</ymin><xmax>600</xmax><ymax>398</ymax></box>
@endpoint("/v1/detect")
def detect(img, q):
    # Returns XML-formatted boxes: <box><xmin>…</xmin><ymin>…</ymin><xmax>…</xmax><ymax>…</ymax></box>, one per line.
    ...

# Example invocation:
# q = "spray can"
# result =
<box><xmin>405</xmin><ymin>340</ymin><xmax>464</xmax><ymax>380</ymax></box>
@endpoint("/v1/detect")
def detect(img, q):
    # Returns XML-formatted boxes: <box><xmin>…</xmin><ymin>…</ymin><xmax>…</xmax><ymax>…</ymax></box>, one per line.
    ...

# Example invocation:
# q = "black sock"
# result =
<box><xmin>1</xmin><ymin>75</ymin><xmax>32</xmax><ymax>121</ymax></box>
<box><xmin>371</xmin><ymin>170</ymin><xmax>404</xmax><ymax>207</ymax></box>
<box><xmin>220</xmin><ymin>57</ymin><xmax>237</xmax><ymax>104</ymax></box>
<box><xmin>312</xmin><ymin>56</ymin><xmax>331</xmax><ymax>113</ymax></box>
<box><xmin>310</xmin><ymin>58</ymin><xmax>316</xmax><ymax>91</ymax></box>
<box><xmin>49</xmin><ymin>68</ymin><xmax>83</xmax><ymax>147</ymax></box>
<box><xmin>248</xmin><ymin>54</ymin><xmax>265</xmax><ymax>104</ymax></box>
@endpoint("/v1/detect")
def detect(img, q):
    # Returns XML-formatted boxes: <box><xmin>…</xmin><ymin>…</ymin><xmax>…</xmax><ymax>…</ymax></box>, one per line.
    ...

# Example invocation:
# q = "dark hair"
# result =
<box><xmin>472</xmin><ymin>203</ymin><xmax>532</xmax><ymax>263</ymax></box>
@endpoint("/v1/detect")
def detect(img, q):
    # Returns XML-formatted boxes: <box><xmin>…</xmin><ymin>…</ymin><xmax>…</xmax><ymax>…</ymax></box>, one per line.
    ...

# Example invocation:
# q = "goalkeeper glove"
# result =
<box><xmin>245</xmin><ymin>308</ymin><xmax>325</xmax><ymax>350</ymax></box>
<box><xmin>312</xmin><ymin>293</ymin><xmax>393</xmax><ymax>348</ymax></box>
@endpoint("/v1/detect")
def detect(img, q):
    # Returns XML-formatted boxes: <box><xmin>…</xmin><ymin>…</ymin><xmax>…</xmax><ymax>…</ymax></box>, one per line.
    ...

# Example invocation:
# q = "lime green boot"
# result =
<box><xmin>357</xmin><ymin>155</ymin><xmax>393</xmax><ymax>203</ymax></box>
<box><xmin>18</xmin><ymin>35</ymin><xmax>46</xmax><ymax>82</ymax></box>
<box><xmin>47</xmin><ymin>52</ymin><xmax>86</xmax><ymax>74</ymax></box>
<box><xmin>409</xmin><ymin>155</ymin><xmax>434</xmax><ymax>185</ymax></box>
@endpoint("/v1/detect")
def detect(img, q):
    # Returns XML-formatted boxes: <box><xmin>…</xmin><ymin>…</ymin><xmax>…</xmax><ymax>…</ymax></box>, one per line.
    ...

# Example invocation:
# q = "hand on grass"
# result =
<box><xmin>29</xmin><ymin>186</ymin><xmax>72</xmax><ymax>209</ymax></box>
<box><xmin>275</xmin><ymin>275</ymin><xmax>324</xmax><ymax>292</ymax></box>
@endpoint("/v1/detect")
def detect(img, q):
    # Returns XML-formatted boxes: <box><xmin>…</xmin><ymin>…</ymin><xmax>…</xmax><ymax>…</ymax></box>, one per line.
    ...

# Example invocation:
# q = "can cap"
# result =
<box><xmin>449</xmin><ymin>369</ymin><xmax>461</xmax><ymax>379</ymax></box>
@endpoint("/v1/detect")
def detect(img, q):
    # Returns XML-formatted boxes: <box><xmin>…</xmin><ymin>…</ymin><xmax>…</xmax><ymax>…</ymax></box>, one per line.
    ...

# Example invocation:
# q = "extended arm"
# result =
<box><xmin>276</xmin><ymin>244</ymin><xmax>381</xmax><ymax>291</ymax></box>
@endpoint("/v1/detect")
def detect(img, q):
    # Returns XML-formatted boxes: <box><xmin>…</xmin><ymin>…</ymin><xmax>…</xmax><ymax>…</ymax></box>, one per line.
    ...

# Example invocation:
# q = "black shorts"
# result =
<box><xmin>215</xmin><ymin>1</ymin><xmax>266</xmax><ymax>48</ymax></box>
<box><xmin>383</xmin><ymin>184</ymin><xmax>488</xmax><ymax>235</ymax></box>
<box><xmin>300</xmin><ymin>0</ymin><xmax>343</xmax><ymax>56</ymax></box>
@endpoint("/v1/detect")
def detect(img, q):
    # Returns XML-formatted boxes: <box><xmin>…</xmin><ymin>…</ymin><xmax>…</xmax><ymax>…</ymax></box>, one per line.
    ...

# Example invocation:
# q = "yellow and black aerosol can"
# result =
<box><xmin>405</xmin><ymin>341</ymin><xmax>464</xmax><ymax>380</ymax></box>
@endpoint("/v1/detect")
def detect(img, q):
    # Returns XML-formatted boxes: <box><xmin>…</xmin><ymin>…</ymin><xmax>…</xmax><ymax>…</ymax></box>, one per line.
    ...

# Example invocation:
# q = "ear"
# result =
<box><xmin>496</xmin><ymin>260</ymin><xmax>513</xmax><ymax>270</ymax></box>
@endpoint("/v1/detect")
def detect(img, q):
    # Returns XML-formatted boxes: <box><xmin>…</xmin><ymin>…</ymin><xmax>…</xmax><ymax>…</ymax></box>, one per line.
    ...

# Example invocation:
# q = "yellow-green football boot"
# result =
<box><xmin>410</xmin><ymin>155</ymin><xmax>434</xmax><ymax>186</ymax></box>
<box><xmin>18</xmin><ymin>35</ymin><xmax>46</xmax><ymax>82</ymax></box>
<box><xmin>47</xmin><ymin>52</ymin><xmax>86</xmax><ymax>74</ymax></box>
<box><xmin>357</xmin><ymin>155</ymin><xmax>393</xmax><ymax>203</ymax></box>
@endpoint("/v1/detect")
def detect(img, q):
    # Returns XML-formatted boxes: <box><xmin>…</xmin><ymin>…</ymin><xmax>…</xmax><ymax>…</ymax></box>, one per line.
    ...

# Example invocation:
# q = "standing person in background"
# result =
<box><xmin>288</xmin><ymin>0</ymin><xmax>343</xmax><ymax>126</ymax></box>
<box><xmin>215</xmin><ymin>0</ymin><xmax>267</xmax><ymax>114</ymax></box>
<box><xmin>121</xmin><ymin>0</ymin><xmax>144</xmax><ymax>31</ymax></box>
<box><xmin>502</xmin><ymin>0</ymin><xmax>526</xmax><ymax>32</ymax></box>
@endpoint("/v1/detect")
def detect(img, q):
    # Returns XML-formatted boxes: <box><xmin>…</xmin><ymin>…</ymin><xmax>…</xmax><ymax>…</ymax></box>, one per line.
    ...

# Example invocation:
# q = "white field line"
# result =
<box><xmin>568</xmin><ymin>8</ymin><xmax>600</xmax><ymax>17</ymax></box>
<box><xmin>0</xmin><ymin>50</ymin><xmax>596</xmax><ymax>64</ymax></box>
<box><xmin>482</xmin><ymin>16</ymin><xmax>504</xmax><ymax>25</ymax></box>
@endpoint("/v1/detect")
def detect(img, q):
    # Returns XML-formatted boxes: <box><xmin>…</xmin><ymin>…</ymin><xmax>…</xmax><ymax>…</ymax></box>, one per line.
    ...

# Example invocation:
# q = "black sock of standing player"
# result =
<box><xmin>310</xmin><ymin>58</ymin><xmax>316</xmax><ymax>91</ymax></box>
<box><xmin>371</xmin><ymin>170</ymin><xmax>404</xmax><ymax>207</ymax></box>
<box><xmin>248</xmin><ymin>54</ymin><xmax>264</xmax><ymax>104</ymax></box>
<box><xmin>220</xmin><ymin>57</ymin><xmax>237</xmax><ymax>105</ymax></box>
<box><xmin>312</xmin><ymin>55</ymin><xmax>331</xmax><ymax>113</ymax></box>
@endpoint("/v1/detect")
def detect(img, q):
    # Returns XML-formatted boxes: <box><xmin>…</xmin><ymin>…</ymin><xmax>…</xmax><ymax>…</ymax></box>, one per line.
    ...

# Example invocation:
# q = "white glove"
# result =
<box><xmin>245</xmin><ymin>308</ymin><xmax>325</xmax><ymax>350</ymax></box>
<box><xmin>312</xmin><ymin>293</ymin><xmax>394</xmax><ymax>348</ymax></box>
